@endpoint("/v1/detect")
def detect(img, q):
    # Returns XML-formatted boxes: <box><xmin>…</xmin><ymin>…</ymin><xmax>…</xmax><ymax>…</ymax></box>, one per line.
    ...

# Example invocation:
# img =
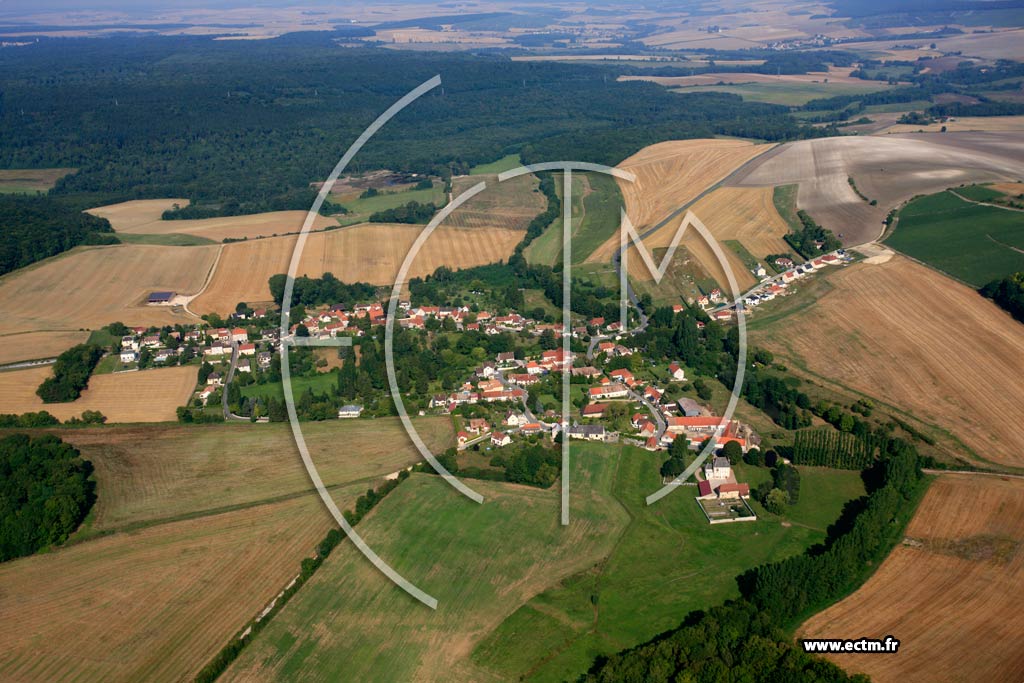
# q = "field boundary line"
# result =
<box><xmin>183</xmin><ymin>243</ymin><xmax>225</xmax><ymax>317</ymax></box>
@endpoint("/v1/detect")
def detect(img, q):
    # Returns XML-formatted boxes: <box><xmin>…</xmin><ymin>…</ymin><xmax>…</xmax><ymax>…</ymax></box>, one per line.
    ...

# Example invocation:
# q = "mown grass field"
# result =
<box><xmin>0</xmin><ymin>418</ymin><xmax>449</xmax><ymax>682</ymax></box>
<box><xmin>469</xmin><ymin>153</ymin><xmax>522</xmax><ymax>175</ymax></box>
<box><xmin>471</xmin><ymin>448</ymin><xmax>859</xmax><ymax>683</ymax></box>
<box><xmin>240</xmin><ymin>372</ymin><xmax>340</xmax><ymax>403</ymax></box>
<box><xmin>0</xmin><ymin>168</ymin><xmax>75</xmax><ymax>193</ymax></box>
<box><xmin>225</xmin><ymin>441</ymin><xmax>864</xmax><ymax>682</ymax></box>
<box><xmin>886</xmin><ymin>190</ymin><xmax>1024</xmax><ymax>286</ymax></box>
<box><xmin>336</xmin><ymin>184</ymin><xmax>446</xmax><ymax>226</ymax></box>
<box><xmin>524</xmin><ymin>172</ymin><xmax>623</xmax><ymax>266</ymax></box>
<box><xmin>224</xmin><ymin>442</ymin><xmax>630</xmax><ymax>682</ymax></box>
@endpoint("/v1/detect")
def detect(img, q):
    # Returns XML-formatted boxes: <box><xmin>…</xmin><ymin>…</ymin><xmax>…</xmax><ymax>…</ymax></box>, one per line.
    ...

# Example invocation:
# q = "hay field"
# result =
<box><xmin>87</xmin><ymin>198</ymin><xmax>189</xmax><ymax>230</ymax></box>
<box><xmin>755</xmin><ymin>255</ymin><xmax>1024</xmax><ymax>468</ymax></box>
<box><xmin>448</xmin><ymin>172</ymin><xmax>543</xmax><ymax>231</ymax></box>
<box><xmin>0</xmin><ymin>244</ymin><xmax>217</xmax><ymax>336</ymax></box>
<box><xmin>587</xmin><ymin>139</ymin><xmax>772</xmax><ymax>265</ymax></box>
<box><xmin>0</xmin><ymin>417</ymin><xmax>449</xmax><ymax>682</ymax></box>
<box><xmin>620</xmin><ymin>67</ymin><xmax>877</xmax><ymax>89</ymax></box>
<box><xmin>799</xmin><ymin>474</ymin><xmax>1024</xmax><ymax>682</ymax></box>
<box><xmin>0</xmin><ymin>364</ymin><xmax>197</xmax><ymax>422</ymax></box>
<box><xmin>192</xmin><ymin>223</ymin><xmax>523</xmax><ymax>313</ymax></box>
<box><xmin>54</xmin><ymin>418</ymin><xmax>452</xmax><ymax>531</ymax></box>
<box><xmin>729</xmin><ymin>132</ymin><xmax>1024</xmax><ymax>245</ymax></box>
<box><xmin>90</xmin><ymin>199</ymin><xmax>336</xmax><ymax>241</ymax></box>
<box><xmin>0</xmin><ymin>330</ymin><xmax>88</xmax><ymax>364</ymax></box>
<box><xmin>0</xmin><ymin>168</ymin><xmax>75</xmax><ymax>193</ymax></box>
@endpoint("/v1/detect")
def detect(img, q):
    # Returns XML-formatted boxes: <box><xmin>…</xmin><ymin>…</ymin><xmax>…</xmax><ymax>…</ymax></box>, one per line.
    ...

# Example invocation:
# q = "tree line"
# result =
<box><xmin>586</xmin><ymin>437</ymin><xmax>926</xmax><ymax>682</ymax></box>
<box><xmin>981</xmin><ymin>271</ymin><xmax>1024</xmax><ymax>323</ymax></box>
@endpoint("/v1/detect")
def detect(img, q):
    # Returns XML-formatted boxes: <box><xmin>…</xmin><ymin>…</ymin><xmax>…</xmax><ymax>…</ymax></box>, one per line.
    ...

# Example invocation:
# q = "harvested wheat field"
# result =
<box><xmin>0</xmin><ymin>364</ymin><xmax>197</xmax><ymax>422</ymax></box>
<box><xmin>625</xmin><ymin>185</ymin><xmax>793</xmax><ymax>293</ymax></box>
<box><xmin>0</xmin><ymin>244</ymin><xmax>216</xmax><ymax>337</ymax></box>
<box><xmin>0</xmin><ymin>494</ymin><xmax>334</xmax><ymax>683</ymax></box>
<box><xmin>799</xmin><ymin>474</ymin><xmax>1024</xmax><ymax>682</ymax></box>
<box><xmin>756</xmin><ymin>255</ymin><xmax>1024</xmax><ymax>468</ymax></box>
<box><xmin>0</xmin><ymin>330</ymin><xmax>89</xmax><ymax>364</ymax></box>
<box><xmin>448</xmin><ymin>172</ymin><xmax>544</xmax><ymax>231</ymax></box>
<box><xmin>90</xmin><ymin>199</ymin><xmax>338</xmax><ymax>241</ymax></box>
<box><xmin>991</xmin><ymin>182</ymin><xmax>1024</xmax><ymax>196</ymax></box>
<box><xmin>87</xmin><ymin>198</ymin><xmax>189</xmax><ymax>231</ymax></box>
<box><xmin>587</xmin><ymin>139</ymin><xmax>772</xmax><ymax>265</ymax></box>
<box><xmin>193</xmin><ymin>223</ymin><xmax>523</xmax><ymax>313</ymax></box>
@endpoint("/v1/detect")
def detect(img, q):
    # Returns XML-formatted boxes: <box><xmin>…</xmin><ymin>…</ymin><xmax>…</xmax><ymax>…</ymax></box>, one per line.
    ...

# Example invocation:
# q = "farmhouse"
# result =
<box><xmin>589</xmin><ymin>383</ymin><xmax>629</xmax><ymax>400</ymax></box>
<box><xmin>567</xmin><ymin>425</ymin><xmax>606</xmax><ymax>441</ymax></box>
<box><xmin>490</xmin><ymin>432</ymin><xmax>511</xmax><ymax>447</ymax></box>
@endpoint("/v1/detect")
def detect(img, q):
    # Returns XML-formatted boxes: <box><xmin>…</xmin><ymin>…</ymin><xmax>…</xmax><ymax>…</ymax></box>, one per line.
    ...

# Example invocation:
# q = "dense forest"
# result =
<box><xmin>0</xmin><ymin>195</ymin><xmax>116</xmax><ymax>275</ymax></box>
<box><xmin>0</xmin><ymin>34</ymin><xmax>823</xmax><ymax>217</ymax></box>
<box><xmin>587</xmin><ymin>437</ymin><xmax>926</xmax><ymax>682</ymax></box>
<box><xmin>0</xmin><ymin>433</ymin><xmax>96</xmax><ymax>562</ymax></box>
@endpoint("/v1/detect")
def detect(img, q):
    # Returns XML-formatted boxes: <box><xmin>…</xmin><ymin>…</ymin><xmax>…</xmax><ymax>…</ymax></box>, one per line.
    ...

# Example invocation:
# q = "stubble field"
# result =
<box><xmin>754</xmin><ymin>255</ymin><xmax>1024</xmax><ymax>469</ymax></box>
<box><xmin>0</xmin><ymin>244</ymin><xmax>217</xmax><ymax>337</ymax></box>
<box><xmin>799</xmin><ymin>473</ymin><xmax>1024</xmax><ymax>682</ymax></box>
<box><xmin>90</xmin><ymin>199</ymin><xmax>338</xmax><ymax>242</ymax></box>
<box><xmin>0</xmin><ymin>364</ymin><xmax>198</xmax><ymax>422</ymax></box>
<box><xmin>192</xmin><ymin>223</ymin><xmax>524</xmax><ymax>313</ymax></box>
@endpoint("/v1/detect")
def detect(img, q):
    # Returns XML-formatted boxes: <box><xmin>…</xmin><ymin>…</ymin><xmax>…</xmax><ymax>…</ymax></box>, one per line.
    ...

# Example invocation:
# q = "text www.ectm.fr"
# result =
<box><xmin>801</xmin><ymin>637</ymin><xmax>900</xmax><ymax>654</ymax></box>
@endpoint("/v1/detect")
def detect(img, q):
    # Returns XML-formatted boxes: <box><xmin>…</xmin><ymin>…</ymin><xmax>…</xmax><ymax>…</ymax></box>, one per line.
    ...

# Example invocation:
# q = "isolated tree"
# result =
<box><xmin>721</xmin><ymin>440</ymin><xmax>743</xmax><ymax>464</ymax></box>
<box><xmin>764</xmin><ymin>488</ymin><xmax>789</xmax><ymax>515</ymax></box>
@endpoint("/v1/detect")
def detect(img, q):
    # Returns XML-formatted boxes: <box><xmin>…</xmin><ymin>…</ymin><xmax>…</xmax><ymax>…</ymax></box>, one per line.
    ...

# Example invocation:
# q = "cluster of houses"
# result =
<box><xmin>702</xmin><ymin>249</ymin><xmax>852</xmax><ymax>322</ymax></box>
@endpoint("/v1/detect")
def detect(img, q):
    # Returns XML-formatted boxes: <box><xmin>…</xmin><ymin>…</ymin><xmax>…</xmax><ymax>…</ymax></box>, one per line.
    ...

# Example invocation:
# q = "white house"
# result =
<box><xmin>120</xmin><ymin>350</ymin><xmax>139</xmax><ymax>363</ymax></box>
<box><xmin>491</xmin><ymin>432</ymin><xmax>512</xmax><ymax>447</ymax></box>
<box><xmin>668</xmin><ymin>362</ymin><xmax>686</xmax><ymax>382</ymax></box>
<box><xmin>337</xmin><ymin>405</ymin><xmax>363</xmax><ymax>419</ymax></box>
